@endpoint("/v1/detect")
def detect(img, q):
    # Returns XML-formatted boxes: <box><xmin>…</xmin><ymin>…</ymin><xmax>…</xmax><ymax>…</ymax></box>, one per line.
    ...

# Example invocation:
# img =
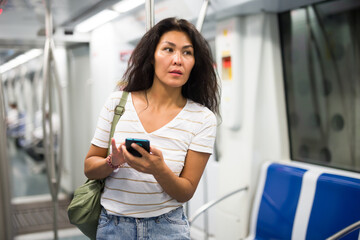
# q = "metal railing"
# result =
<box><xmin>189</xmin><ymin>186</ymin><xmax>248</xmax><ymax>224</ymax></box>
<box><xmin>42</xmin><ymin>0</ymin><xmax>64</xmax><ymax>239</ymax></box>
<box><xmin>0</xmin><ymin>71</ymin><xmax>14</xmax><ymax>240</ymax></box>
<box><xmin>145</xmin><ymin>0</ymin><xmax>154</xmax><ymax>31</ymax></box>
<box><xmin>326</xmin><ymin>220</ymin><xmax>360</xmax><ymax>240</ymax></box>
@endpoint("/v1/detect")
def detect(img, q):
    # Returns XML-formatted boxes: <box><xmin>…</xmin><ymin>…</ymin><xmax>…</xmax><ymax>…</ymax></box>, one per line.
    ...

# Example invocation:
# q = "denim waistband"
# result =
<box><xmin>102</xmin><ymin>206</ymin><xmax>184</xmax><ymax>224</ymax></box>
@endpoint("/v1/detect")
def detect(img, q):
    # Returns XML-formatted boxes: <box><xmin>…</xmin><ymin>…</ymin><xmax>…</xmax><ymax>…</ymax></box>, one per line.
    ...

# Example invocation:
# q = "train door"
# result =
<box><xmin>0</xmin><ymin>44</ymin><xmax>90</xmax><ymax>239</ymax></box>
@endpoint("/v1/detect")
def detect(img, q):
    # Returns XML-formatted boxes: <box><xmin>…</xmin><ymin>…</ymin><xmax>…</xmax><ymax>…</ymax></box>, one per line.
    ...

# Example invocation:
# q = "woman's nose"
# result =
<box><xmin>173</xmin><ymin>51</ymin><xmax>182</xmax><ymax>65</ymax></box>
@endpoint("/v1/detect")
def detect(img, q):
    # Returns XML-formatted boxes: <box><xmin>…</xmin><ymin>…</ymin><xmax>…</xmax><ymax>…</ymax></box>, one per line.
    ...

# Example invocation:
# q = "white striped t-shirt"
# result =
<box><xmin>91</xmin><ymin>91</ymin><xmax>217</xmax><ymax>218</ymax></box>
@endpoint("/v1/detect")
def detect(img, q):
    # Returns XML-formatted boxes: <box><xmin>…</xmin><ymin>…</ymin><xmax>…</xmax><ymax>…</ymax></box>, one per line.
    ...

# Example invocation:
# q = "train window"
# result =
<box><xmin>279</xmin><ymin>0</ymin><xmax>360</xmax><ymax>172</ymax></box>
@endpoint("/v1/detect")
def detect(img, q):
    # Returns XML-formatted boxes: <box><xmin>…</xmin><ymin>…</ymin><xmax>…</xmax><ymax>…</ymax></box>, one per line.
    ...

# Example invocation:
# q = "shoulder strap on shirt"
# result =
<box><xmin>107</xmin><ymin>91</ymin><xmax>129</xmax><ymax>155</ymax></box>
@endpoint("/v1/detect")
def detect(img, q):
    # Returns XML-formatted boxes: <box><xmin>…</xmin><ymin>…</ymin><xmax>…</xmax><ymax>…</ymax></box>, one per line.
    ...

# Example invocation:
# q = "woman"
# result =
<box><xmin>85</xmin><ymin>17</ymin><xmax>220</xmax><ymax>239</ymax></box>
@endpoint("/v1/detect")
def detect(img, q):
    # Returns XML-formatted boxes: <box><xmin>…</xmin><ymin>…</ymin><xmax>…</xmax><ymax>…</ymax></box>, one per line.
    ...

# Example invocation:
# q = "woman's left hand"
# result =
<box><xmin>121</xmin><ymin>144</ymin><xmax>166</xmax><ymax>175</ymax></box>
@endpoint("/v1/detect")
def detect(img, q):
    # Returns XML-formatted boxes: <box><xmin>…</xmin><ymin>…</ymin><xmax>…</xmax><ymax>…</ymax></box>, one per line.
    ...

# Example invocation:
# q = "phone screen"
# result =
<box><xmin>125</xmin><ymin>138</ymin><xmax>150</xmax><ymax>157</ymax></box>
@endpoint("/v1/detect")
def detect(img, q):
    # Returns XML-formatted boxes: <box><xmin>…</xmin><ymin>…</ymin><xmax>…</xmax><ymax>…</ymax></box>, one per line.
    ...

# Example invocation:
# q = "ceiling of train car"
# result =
<box><xmin>0</xmin><ymin>0</ymin><xmax>122</xmax><ymax>38</ymax></box>
<box><xmin>0</xmin><ymin>0</ymin><xmax>121</xmax><ymax>65</ymax></box>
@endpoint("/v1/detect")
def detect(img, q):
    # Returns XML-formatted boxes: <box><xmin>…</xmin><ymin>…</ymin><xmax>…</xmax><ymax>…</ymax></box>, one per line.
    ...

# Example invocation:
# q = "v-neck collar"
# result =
<box><xmin>129</xmin><ymin>92</ymin><xmax>189</xmax><ymax>135</ymax></box>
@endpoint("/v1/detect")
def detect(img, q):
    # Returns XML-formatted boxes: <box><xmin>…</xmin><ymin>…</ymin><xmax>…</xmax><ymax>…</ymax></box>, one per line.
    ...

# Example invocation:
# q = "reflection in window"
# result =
<box><xmin>279</xmin><ymin>0</ymin><xmax>360</xmax><ymax>172</ymax></box>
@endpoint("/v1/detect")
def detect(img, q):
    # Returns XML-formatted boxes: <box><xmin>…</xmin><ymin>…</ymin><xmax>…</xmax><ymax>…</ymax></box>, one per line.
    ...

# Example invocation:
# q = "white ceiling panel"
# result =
<box><xmin>0</xmin><ymin>0</ymin><xmax>118</xmax><ymax>64</ymax></box>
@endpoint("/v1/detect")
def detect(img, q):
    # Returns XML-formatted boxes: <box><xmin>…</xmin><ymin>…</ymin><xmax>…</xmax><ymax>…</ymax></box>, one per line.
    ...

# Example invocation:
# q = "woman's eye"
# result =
<box><xmin>184</xmin><ymin>51</ymin><xmax>193</xmax><ymax>56</ymax></box>
<box><xmin>164</xmin><ymin>47</ymin><xmax>173</xmax><ymax>52</ymax></box>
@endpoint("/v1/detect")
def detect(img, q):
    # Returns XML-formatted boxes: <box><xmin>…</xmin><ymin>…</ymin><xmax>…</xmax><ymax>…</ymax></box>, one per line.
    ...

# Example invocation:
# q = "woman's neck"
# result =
<box><xmin>145</xmin><ymin>84</ymin><xmax>186</xmax><ymax>109</ymax></box>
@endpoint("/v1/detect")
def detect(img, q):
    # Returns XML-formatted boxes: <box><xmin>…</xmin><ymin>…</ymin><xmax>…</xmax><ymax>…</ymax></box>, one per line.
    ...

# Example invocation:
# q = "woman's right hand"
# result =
<box><xmin>111</xmin><ymin>138</ymin><xmax>126</xmax><ymax>166</ymax></box>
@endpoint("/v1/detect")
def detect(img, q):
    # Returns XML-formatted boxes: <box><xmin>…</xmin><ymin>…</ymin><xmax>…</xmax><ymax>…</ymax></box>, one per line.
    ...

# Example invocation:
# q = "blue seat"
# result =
<box><xmin>306</xmin><ymin>173</ymin><xmax>360</xmax><ymax>240</ymax></box>
<box><xmin>190</xmin><ymin>161</ymin><xmax>360</xmax><ymax>239</ymax></box>
<box><xmin>254</xmin><ymin>163</ymin><xmax>307</xmax><ymax>239</ymax></box>
<box><xmin>250</xmin><ymin>162</ymin><xmax>360</xmax><ymax>240</ymax></box>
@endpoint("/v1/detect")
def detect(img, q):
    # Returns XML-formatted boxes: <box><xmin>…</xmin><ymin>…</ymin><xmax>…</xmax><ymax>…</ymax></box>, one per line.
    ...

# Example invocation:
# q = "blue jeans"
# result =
<box><xmin>96</xmin><ymin>207</ymin><xmax>190</xmax><ymax>240</ymax></box>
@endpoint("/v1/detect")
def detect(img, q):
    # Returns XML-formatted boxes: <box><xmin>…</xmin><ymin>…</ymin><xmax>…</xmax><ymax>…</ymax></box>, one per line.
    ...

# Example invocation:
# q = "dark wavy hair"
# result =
<box><xmin>121</xmin><ymin>17</ymin><xmax>220</xmax><ymax>115</ymax></box>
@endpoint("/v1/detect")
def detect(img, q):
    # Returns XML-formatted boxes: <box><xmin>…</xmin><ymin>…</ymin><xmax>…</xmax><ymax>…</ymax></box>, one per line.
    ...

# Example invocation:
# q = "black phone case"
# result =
<box><xmin>125</xmin><ymin>139</ymin><xmax>150</xmax><ymax>157</ymax></box>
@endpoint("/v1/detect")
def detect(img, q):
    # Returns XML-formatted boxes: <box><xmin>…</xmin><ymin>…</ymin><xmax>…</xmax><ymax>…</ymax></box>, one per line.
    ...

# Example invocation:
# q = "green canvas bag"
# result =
<box><xmin>67</xmin><ymin>91</ymin><xmax>129</xmax><ymax>240</ymax></box>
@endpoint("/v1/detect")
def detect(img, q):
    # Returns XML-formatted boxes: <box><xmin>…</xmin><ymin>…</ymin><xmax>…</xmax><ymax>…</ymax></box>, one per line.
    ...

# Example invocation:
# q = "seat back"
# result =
<box><xmin>306</xmin><ymin>173</ymin><xmax>360</xmax><ymax>240</ymax></box>
<box><xmin>249</xmin><ymin>161</ymin><xmax>360</xmax><ymax>240</ymax></box>
<box><xmin>249</xmin><ymin>162</ymin><xmax>307</xmax><ymax>239</ymax></box>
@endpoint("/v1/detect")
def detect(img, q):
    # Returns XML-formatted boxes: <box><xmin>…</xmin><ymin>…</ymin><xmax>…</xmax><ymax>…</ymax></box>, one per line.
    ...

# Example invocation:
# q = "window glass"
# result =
<box><xmin>279</xmin><ymin>0</ymin><xmax>360</xmax><ymax>172</ymax></box>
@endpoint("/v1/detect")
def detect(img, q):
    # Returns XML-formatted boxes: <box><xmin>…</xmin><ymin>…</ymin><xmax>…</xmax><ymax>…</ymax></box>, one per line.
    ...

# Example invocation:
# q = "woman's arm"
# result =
<box><xmin>84</xmin><ymin>139</ymin><xmax>126</xmax><ymax>179</ymax></box>
<box><xmin>122</xmin><ymin>143</ymin><xmax>210</xmax><ymax>202</ymax></box>
<box><xmin>84</xmin><ymin>144</ymin><xmax>111</xmax><ymax>179</ymax></box>
<box><xmin>157</xmin><ymin>149</ymin><xmax>210</xmax><ymax>202</ymax></box>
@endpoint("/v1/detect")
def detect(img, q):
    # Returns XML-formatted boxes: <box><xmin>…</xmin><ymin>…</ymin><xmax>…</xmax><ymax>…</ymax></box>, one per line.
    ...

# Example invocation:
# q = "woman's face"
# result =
<box><xmin>153</xmin><ymin>30</ymin><xmax>195</xmax><ymax>89</ymax></box>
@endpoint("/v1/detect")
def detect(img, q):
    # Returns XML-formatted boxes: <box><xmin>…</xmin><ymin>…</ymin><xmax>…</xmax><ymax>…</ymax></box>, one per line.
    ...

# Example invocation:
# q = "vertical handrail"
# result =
<box><xmin>50</xmin><ymin>39</ymin><xmax>64</xmax><ymax>184</ymax></box>
<box><xmin>42</xmin><ymin>0</ymin><xmax>64</xmax><ymax>239</ymax></box>
<box><xmin>145</xmin><ymin>0</ymin><xmax>154</xmax><ymax>31</ymax></box>
<box><xmin>195</xmin><ymin>1</ymin><xmax>210</xmax><ymax>239</ymax></box>
<box><xmin>196</xmin><ymin>0</ymin><xmax>209</xmax><ymax>32</ymax></box>
<box><xmin>0</xmin><ymin>76</ymin><xmax>14</xmax><ymax>240</ymax></box>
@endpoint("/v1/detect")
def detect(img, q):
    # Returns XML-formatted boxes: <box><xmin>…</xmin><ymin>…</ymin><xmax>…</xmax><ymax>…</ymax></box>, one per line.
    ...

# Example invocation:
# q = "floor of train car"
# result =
<box><xmin>7</xmin><ymin>138</ymin><xmax>87</xmax><ymax>240</ymax></box>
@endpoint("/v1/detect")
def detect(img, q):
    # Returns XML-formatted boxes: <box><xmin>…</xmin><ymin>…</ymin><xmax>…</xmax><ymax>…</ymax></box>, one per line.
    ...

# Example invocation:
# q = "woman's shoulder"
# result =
<box><xmin>186</xmin><ymin>99</ymin><xmax>212</xmax><ymax>112</ymax></box>
<box><xmin>107</xmin><ymin>90</ymin><xmax>129</xmax><ymax>102</ymax></box>
<box><xmin>109</xmin><ymin>90</ymin><xmax>126</xmax><ymax>98</ymax></box>
<box><xmin>186</xmin><ymin>100</ymin><xmax>217</xmax><ymax>122</ymax></box>
<box><xmin>102</xmin><ymin>91</ymin><xmax>129</xmax><ymax>110</ymax></box>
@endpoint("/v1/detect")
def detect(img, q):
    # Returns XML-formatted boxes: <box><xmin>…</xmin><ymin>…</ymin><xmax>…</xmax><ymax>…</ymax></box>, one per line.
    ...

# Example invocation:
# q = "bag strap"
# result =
<box><xmin>107</xmin><ymin>91</ymin><xmax>129</xmax><ymax>155</ymax></box>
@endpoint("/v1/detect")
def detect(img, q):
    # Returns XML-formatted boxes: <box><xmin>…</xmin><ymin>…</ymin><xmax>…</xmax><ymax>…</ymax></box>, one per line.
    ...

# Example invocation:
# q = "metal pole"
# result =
<box><xmin>42</xmin><ymin>37</ymin><xmax>59</xmax><ymax>240</ymax></box>
<box><xmin>145</xmin><ymin>0</ymin><xmax>154</xmax><ymax>31</ymax></box>
<box><xmin>196</xmin><ymin>0</ymin><xmax>209</xmax><ymax>32</ymax></box>
<box><xmin>195</xmin><ymin>1</ymin><xmax>210</xmax><ymax>238</ymax></box>
<box><xmin>42</xmin><ymin>0</ymin><xmax>63</xmax><ymax>239</ymax></box>
<box><xmin>0</xmin><ymin>75</ymin><xmax>14</xmax><ymax>240</ymax></box>
<box><xmin>326</xmin><ymin>220</ymin><xmax>360</xmax><ymax>240</ymax></box>
<box><xmin>50</xmin><ymin>39</ymin><xmax>64</xmax><ymax>191</ymax></box>
<box><xmin>189</xmin><ymin>187</ymin><xmax>248</xmax><ymax>224</ymax></box>
<box><xmin>202</xmin><ymin>170</ymin><xmax>209</xmax><ymax>240</ymax></box>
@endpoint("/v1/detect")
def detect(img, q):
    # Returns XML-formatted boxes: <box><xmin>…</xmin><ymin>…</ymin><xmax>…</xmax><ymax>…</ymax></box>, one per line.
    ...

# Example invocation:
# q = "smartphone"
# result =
<box><xmin>125</xmin><ymin>138</ymin><xmax>150</xmax><ymax>157</ymax></box>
